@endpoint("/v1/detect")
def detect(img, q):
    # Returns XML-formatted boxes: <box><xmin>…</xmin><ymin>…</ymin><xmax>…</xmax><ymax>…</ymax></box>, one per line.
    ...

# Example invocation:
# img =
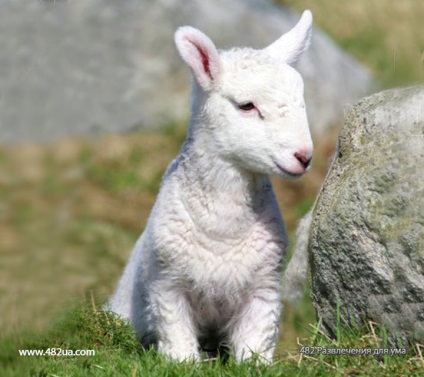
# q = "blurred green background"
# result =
<box><xmin>0</xmin><ymin>0</ymin><xmax>423</xmax><ymax>357</ymax></box>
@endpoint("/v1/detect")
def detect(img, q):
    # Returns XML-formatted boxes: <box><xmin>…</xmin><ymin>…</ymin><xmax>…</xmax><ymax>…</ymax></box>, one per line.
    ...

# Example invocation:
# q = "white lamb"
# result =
<box><xmin>107</xmin><ymin>10</ymin><xmax>313</xmax><ymax>362</ymax></box>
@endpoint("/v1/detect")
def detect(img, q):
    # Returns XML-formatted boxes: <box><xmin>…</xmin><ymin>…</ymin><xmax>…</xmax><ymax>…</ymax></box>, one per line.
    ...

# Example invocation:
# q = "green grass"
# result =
<box><xmin>1</xmin><ymin>299</ymin><xmax>422</xmax><ymax>376</ymax></box>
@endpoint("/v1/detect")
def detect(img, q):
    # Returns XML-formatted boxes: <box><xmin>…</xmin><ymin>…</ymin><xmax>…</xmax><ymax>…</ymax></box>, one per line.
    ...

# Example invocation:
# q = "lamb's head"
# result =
<box><xmin>175</xmin><ymin>11</ymin><xmax>313</xmax><ymax>179</ymax></box>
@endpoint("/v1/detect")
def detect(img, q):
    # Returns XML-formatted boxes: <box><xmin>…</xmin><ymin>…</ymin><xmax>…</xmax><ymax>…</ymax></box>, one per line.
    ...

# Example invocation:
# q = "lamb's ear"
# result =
<box><xmin>265</xmin><ymin>10</ymin><xmax>313</xmax><ymax>65</ymax></box>
<box><xmin>175</xmin><ymin>26</ymin><xmax>221</xmax><ymax>90</ymax></box>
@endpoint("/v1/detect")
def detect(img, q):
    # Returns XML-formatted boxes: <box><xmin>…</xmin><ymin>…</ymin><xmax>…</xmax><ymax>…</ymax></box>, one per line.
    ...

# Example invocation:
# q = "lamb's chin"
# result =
<box><xmin>272</xmin><ymin>161</ymin><xmax>304</xmax><ymax>179</ymax></box>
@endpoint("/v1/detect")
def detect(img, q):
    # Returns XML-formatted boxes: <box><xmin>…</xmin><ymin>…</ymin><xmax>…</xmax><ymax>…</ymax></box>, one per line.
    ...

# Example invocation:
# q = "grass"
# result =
<box><xmin>1</xmin><ymin>1</ymin><xmax>423</xmax><ymax>375</ymax></box>
<box><xmin>1</xmin><ymin>298</ymin><xmax>422</xmax><ymax>376</ymax></box>
<box><xmin>280</xmin><ymin>0</ymin><xmax>424</xmax><ymax>88</ymax></box>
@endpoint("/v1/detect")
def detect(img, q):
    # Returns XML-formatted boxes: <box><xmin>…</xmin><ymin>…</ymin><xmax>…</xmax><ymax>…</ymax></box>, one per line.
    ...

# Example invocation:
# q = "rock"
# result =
<box><xmin>0</xmin><ymin>0</ymin><xmax>372</xmax><ymax>142</ymax></box>
<box><xmin>309</xmin><ymin>86</ymin><xmax>424</xmax><ymax>345</ymax></box>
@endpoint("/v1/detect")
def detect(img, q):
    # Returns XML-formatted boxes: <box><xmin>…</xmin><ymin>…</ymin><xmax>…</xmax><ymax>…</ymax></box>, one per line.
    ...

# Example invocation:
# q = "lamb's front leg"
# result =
<box><xmin>150</xmin><ymin>284</ymin><xmax>200</xmax><ymax>361</ymax></box>
<box><xmin>229</xmin><ymin>290</ymin><xmax>282</xmax><ymax>363</ymax></box>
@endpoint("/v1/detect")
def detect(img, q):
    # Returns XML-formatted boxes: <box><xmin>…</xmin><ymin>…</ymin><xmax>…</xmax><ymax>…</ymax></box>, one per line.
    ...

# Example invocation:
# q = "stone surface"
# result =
<box><xmin>309</xmin><ymin>86</ymin><xmax>424</xmax><ymax>344</ymax></box>
<box><xmin>0</xmin><ymin>0</ymin><xmax>372</xmax><ymax>142</ymax></box>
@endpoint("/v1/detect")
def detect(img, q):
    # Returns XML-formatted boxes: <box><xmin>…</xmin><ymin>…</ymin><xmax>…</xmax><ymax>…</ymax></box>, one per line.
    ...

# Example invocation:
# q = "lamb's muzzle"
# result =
<box><xmin>295</xmin><ymin>150</ymin><xmax>313</xmax><ymax>169</ymax></box>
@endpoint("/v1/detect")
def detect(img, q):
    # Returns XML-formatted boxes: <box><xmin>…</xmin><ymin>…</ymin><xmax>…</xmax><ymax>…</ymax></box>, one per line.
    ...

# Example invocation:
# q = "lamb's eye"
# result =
<box><xmin>238</xmin><ymin>102</ymin><xmax>255</xmax><ymax>111</ymax></box>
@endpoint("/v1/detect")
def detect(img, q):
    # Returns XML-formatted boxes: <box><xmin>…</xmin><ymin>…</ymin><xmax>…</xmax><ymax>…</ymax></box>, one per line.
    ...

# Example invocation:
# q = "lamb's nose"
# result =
<box><xmin>294</xmin><ymin>152</ymin><xmax>312</xmax><ymax>169</ymax></box>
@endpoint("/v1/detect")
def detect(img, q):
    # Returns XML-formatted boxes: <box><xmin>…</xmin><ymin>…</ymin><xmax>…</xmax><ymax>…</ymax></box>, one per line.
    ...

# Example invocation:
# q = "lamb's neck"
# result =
<box><xmin>177</xmin><ymin>132</ymin><xmax>273</xmax><ymax>239</ymax></box>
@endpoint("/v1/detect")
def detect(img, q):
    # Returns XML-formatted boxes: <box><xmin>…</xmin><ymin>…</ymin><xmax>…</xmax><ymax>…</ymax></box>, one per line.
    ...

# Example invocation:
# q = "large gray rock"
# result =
<box><xmin>0</xmin><ymin>0</ymin><xmax>372</xmax><ymax>142</ymax></box>
<box><xmin>309</xmin><ymin>86</ymin><xmax>424</xmax><ymax>344</ymax></box>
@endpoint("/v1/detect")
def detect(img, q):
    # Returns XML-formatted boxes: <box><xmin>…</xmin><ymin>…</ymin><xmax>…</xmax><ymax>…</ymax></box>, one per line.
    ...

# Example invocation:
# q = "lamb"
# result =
<box><xmin>107</xmin><ymin>10</ymin><xmax>313</xmax><ymax>363</ymax></box>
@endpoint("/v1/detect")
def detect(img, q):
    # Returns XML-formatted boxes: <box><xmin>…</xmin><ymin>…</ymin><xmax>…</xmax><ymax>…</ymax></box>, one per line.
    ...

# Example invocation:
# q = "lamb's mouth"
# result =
<box><xmin>273</xmin><ymin>160</ymin><xmax>304</xmax><ymax>177</ymax></box>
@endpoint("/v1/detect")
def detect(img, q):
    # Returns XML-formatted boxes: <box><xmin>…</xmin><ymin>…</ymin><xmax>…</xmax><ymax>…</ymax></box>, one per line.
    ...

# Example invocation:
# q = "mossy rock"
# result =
<box><xmin>309</xmin><ymin>86</ymin><xmax>424</xmax><ymax>345</ymax></box>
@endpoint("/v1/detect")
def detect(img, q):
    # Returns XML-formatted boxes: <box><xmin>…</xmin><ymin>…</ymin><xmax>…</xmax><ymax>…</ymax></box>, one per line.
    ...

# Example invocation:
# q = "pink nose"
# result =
<box><xmin>294</xmin><ymin>151</ymin><xmax>312</xmax><ymax>169</ymax></box>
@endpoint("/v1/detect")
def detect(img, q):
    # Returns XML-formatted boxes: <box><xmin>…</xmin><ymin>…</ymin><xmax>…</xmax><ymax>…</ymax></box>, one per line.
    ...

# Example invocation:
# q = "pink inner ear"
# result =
<box><xmin>198</xmin><ymin>46</ymin><xmax>213</xmax><ymax>81</ymax></box>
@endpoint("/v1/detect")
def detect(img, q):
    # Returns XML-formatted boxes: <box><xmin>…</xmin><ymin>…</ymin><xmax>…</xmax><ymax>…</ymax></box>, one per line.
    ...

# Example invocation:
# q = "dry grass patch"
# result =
<box><xmin>281</xmin><ymin>0</ymin><xmax>424</xmax><ymax>87</ymax></box>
